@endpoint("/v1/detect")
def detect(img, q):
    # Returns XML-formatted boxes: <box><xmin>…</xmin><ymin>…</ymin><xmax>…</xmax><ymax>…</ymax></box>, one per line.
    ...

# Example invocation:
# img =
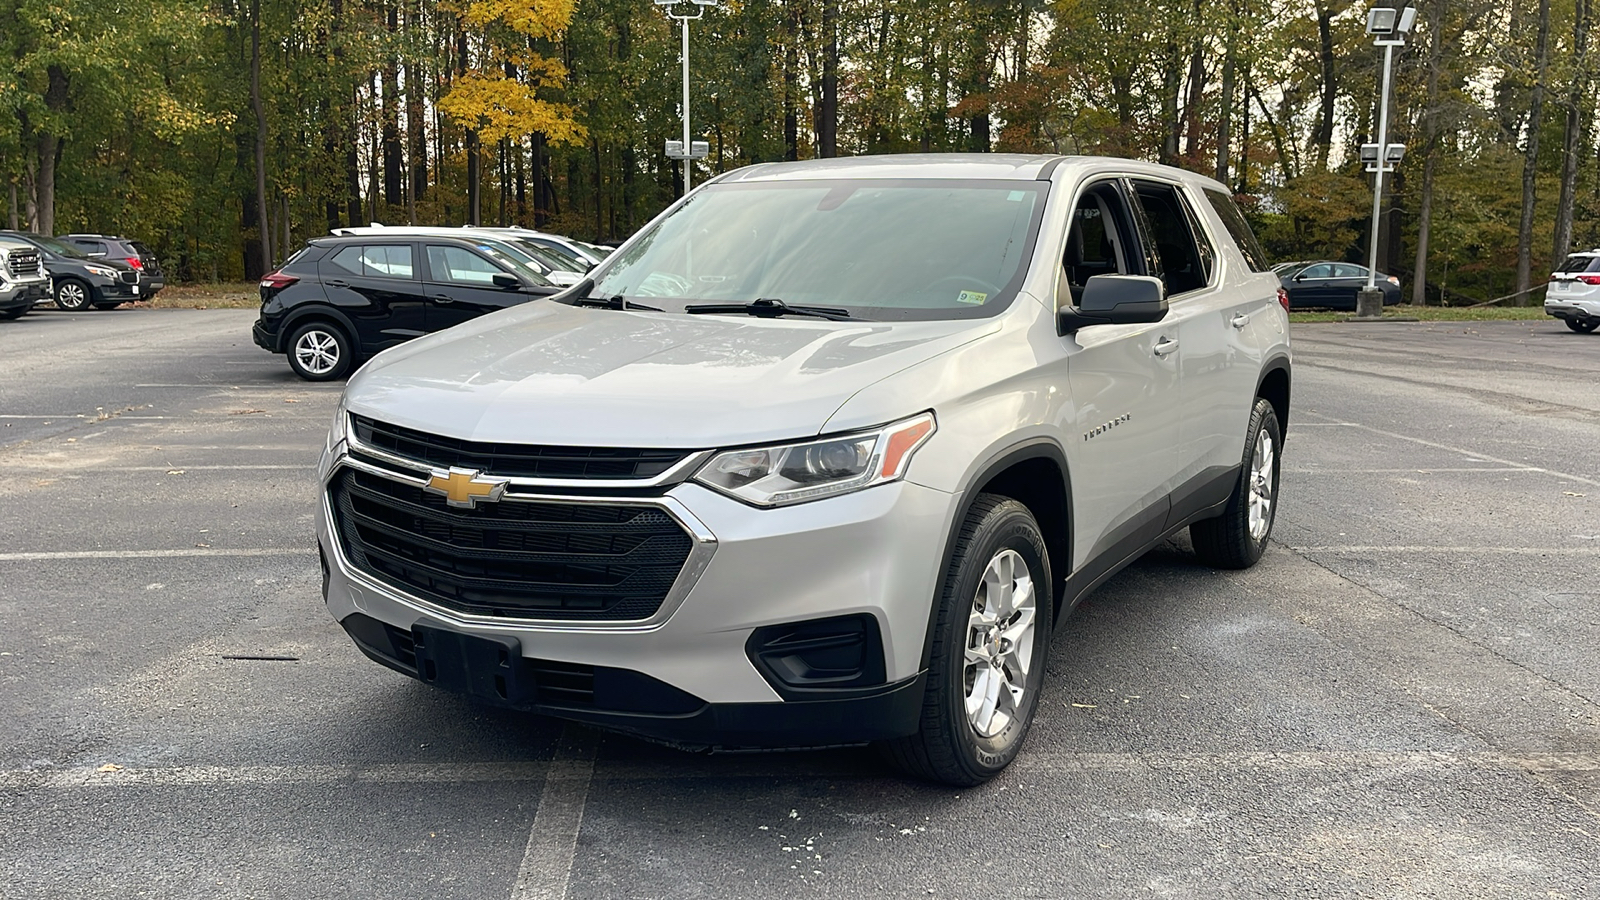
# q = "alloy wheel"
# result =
<box><xmin>293</xmin><ymin>329</ymin><xmax>342</xmax><ymax>376</ymax></box>
<box><xmin>963</xmin><ymin>548</ymin><xmax>1037</xmax><ymax>739</ymax></box>
<box><xmin>1248</xmin><ymin>428</ymin><xmax>1276</xmax><ymax>541</ymax></box>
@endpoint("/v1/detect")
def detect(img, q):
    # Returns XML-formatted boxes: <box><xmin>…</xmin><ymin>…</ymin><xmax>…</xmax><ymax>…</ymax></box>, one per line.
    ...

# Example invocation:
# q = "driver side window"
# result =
<box><xmin>1061</xmin><ymin>184</ymin><xmax>1134</xmax><ymax>308</ymax></box>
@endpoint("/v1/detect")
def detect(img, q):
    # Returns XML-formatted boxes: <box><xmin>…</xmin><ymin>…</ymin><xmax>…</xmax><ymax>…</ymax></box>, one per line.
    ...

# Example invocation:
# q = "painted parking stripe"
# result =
<box><xmin>0</xmin><ymin>548</ymin><xmax>313</xmax><ymax>561</ymax></box>
<box><xmin>1288</xmin><ymin>545</ymin><xmax>1600</xmax><ymax>555</ymax></box>
<box><xmin>2</xmin><ymin>749</ymin><xmax>1596</xmax><ymax>791</ymax></box>
<box><xmin>1298</xmin><ymin>412</ymin><xmax>1600</xmax><ymax>487</ymax></box>
<box><xmin>512</xmin><ymin>726</ymin><xmax>599</xmax><ymax>900</ymax></box>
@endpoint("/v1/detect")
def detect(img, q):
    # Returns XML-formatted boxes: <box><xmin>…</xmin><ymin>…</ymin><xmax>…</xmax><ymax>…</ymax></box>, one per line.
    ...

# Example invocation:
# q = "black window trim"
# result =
<box><xmin>1125</xmin><ymin>176</ymin><xmax>1218</xmax><ymax>299</ymax></box>
<box><xmin>1055</xmin><ymin>176</ymin><xmax>1148</xmax><ymax>312</ymax></box>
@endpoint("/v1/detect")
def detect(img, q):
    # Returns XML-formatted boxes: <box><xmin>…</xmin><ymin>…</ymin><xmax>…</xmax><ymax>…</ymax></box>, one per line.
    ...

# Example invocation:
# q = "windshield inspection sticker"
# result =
<box><xmin>1007</xmin><ymin>190</ymin><xmax>1026</xmax><ymax>201</ymax></box>
<box><xmin>956</xmin><ymin>290</ymin><xmax>988</xmax><ymax>305</ymax></box>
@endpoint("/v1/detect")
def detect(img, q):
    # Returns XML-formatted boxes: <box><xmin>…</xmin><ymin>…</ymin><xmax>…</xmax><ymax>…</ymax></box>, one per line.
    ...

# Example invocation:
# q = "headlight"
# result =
<box><xmin>326</xmin><ymin>398</ymin><xmax>349</xmax><ymax>454</ymax></box>
<box><xmin>693</xmin><ymin>412</ymin><xmax>936</xmax><ymax>507</ymax></box>
<box><xmin>85</xmin><ymin>265</ymin><xmax>117</xmax><ymax>279</ymax></box>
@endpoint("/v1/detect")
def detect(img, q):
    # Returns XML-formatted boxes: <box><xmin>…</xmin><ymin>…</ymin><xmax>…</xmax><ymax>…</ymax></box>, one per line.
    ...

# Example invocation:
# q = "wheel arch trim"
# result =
<box><xmin>278</xmin><ymin>305</ymin><xmax>360</xmax><ymax>354</ymax></box>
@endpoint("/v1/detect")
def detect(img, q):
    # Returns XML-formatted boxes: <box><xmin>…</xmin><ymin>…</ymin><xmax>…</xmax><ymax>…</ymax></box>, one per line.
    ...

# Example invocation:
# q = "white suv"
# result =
<box><xmin>318</xmin><ymin>154</ymin><xmax>1292</xmax><ymax>785</ymax></box>
<box><xmin>1547</xmin><ymin>251</ymin><xmax>1600</xmax><ymax>332</ymax></box>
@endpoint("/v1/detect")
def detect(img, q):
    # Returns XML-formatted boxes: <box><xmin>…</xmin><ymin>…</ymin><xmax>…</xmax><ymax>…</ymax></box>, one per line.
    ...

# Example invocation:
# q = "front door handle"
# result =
<box><xmin>1153</xmin><ymin>337</ymin><xmax>1179</xmax><ymax>358</ymax></box>
<box><xmin>432</xmin><ymin>294</ymin><xmax>455</xmax><ymax>303</ymax></box>
<box><xmin>1231</xmin><ymin>313</ymin><xmax>1250</xmax><ymax>329</ymax></box>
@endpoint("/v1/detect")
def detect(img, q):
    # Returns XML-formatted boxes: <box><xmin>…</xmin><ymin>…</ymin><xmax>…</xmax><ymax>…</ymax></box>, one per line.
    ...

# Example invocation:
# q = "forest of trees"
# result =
<box><xmin>0</xmin><ymin>0</ymin><xmax>1594</xmax><ymax>304</ymax></box>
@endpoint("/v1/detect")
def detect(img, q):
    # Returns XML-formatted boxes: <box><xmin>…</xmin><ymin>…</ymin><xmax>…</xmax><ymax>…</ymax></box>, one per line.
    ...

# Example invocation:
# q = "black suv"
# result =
<box><xmin>0</xmin><ymin>232</ymin><xmax>144</xmax><ymax>310</ymax></box>
<box><xmin>58</xmin><ymin>233</ymin><xmax>166</xmax><ymax>297</ymax></box>
<box><xmin>252</xmin><ymin>233</ymin><xmax>562</xmax><ymax>380</ymax></box>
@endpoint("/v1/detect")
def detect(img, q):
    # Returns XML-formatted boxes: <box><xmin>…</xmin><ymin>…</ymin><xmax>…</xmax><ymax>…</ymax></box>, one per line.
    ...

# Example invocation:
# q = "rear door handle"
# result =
<box><xmin>432</xmin><ymin>294</ymin><xmax>455</xmax><ymax>303</ymax></box>
<box><xmin>1231</xmin><ymin>313</ymin><xmax>1250</xmax><ymax>329</ymax></box>
<box><xmin>325</xmin><ymin>279</ymin><xmax>349</xmax><ymax>288</ymax></box>
<box><xmin>1153</xmin><ymin>338</ymin><xmax>1179</xmax><ymax>358</ymax></box>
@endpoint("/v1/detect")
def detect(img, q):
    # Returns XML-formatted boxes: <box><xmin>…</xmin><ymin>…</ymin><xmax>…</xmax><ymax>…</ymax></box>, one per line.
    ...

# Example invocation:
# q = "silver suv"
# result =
<box><xmin>318</xmin><ymin>155</ymin><xmax>1292</xmax><ymax>785</ymax></box>
<box><xmin>1547</xmin><ymin>250</ymin><xmax>1600</xmax><ymax>332</ymax></box>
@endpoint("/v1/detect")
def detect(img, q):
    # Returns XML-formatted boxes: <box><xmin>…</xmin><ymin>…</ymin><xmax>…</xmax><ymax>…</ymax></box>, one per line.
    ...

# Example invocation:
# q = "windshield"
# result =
<box><xmin>469</xmin><ymin>239</ymin><xmax>554</xmax><ymax>286</ymax></box>
<box><xmin>509</xmin><ymin>239</ymin><xmax>586</xmax><ymax>273</ymax></box>
<box><xmin>26</xmin><ymin>234</ymin><xmax>87</xmax><ymax>258</ymax></box>
<box><xmin>591</xmin><ymin>179</ymin><xmax>1046</xmax><ymax>320</ymax></box>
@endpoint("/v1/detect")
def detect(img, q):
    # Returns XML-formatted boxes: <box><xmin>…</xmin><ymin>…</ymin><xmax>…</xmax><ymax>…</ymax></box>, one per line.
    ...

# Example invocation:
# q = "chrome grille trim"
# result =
<box><xmin>324</xmin><ymin>452</ymin><xmax>717</xmax><ymax>632</ymax></box>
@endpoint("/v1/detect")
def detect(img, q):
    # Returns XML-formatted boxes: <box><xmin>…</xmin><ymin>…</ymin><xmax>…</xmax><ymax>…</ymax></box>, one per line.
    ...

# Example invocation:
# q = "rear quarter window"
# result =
<box><xmin>1203</xmin><ymin>189</ymin><xmax>1273</xmax><ymax>273</ymax></box>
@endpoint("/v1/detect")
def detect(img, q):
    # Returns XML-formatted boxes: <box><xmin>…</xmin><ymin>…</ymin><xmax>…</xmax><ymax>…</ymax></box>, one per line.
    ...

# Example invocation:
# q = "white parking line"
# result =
<box><xmin>1286</xmin><ymin>467</ymin><xmax>1541</xmax><ymax>474</ymax></box>
<box><xmin>1298</xmin><ymin>412</ymin><xmax>1600</xmax><ymax>487</ymax></box>
<box><xmin>1288</xmin><ymin>545</ymin><xmax>1600</xmax><ymax>556</ymax></box>
<box><xmin>4</xmin><ymin>464</ymin><xmax>316</xmax><ymax>472</ymax></box>
<box><xmin>2</xmin><ymin>749</ymin><xmax>1594</xmax><ymax>791</ymax></box>
<box><xmin>512</xmin><ymin>726</ymin><xmax>599</xmax><ymax>900</ymax></box>
<box><xmin>0</xmin><ymin>548</ymin><xmax>312</xmax><ymax>561</ymax></box>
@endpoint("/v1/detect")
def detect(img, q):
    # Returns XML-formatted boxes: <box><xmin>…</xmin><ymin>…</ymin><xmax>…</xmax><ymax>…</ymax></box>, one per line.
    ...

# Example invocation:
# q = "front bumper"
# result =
<box><xmin>0</xmin><ymin>280</ymin><xmax>48</xmax><ymax>312</ymax></box>
<box><xmin>318</xmin><ymin>450</ymin><xmax>957</xmax><ymax>747</ymax></box>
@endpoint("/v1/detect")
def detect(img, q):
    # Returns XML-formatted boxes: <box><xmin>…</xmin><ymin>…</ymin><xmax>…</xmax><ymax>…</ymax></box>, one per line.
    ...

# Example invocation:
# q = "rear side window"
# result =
<box><xmin>1333</xmin><ymin>263</ymin><xmax>1367</xmax><ymax>278</ymax></box>
<box><xmin>1131</xmin><ymin>181</ymin><xmax>1211</xmax><ymax>295</ymax></box>
<box><xmin>1300</xmin><ymin>264</ymin><xmax>1334</xmax><ymax>279</ymax></box>
<box><xmin>70</xmin><ymin>239</ymin><xmax>108</xmax><ymax>256</ymax></box>
<box><xmin>1557</xmin><ymin>254</ymin><xmax>1600</xmax><ymax>274</ymax></box>
<box><xmin>1203</xmin><ymin>189</ymin><xmax>1273</xmax><ymax>273</ymax></box>
<box><xmin>328</xmin><ymin>244</ymin><xmax>414</xmax><ymax>279</ymax></box>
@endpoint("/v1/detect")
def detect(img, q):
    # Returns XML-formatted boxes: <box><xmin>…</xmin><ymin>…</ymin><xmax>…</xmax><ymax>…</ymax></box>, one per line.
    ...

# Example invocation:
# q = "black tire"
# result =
<box><xmin>882</xmin><ymin>494</ymin><xmax>1052</xmax><ymax>786</ymax></box>
<box><xmin>1191</xmin><ymin>397</ymin><xmax>1282</xmax><ymax>569</ymax></box>
<box><xmin>285</xmin><ymin>320</ymin><xmax>355</xmax><ymax>381</ymax></box>
<box><xmin>54</xmin><ymin>278</ymin><xmax>93</xmax><ymax>311</ymax></box>
<box><xmin>1566</xmin><ymin>318</ymin><xmax>1598</xmax><ymax>333</ymax></box>
<box><xmin>0</xmin><ymin>306</ymin><xmax>27</xmax><ymax>320</ymax></box>
<box><xmin>93</xmin><ymin>302</ymin><xmax>122</xmax><ymax>311</ymax></box>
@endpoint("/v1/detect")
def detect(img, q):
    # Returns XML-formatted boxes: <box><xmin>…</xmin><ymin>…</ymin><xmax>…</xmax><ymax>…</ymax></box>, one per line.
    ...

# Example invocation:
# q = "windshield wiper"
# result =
<box><xmin>563</xmin><ymin>278</ymin><xmax>661</xmax><ymax>312</ymax></box>
<box><xmin>684</xmin><ymin>298</ymin><xmax>859</xmax><ymax>321</ymax></box>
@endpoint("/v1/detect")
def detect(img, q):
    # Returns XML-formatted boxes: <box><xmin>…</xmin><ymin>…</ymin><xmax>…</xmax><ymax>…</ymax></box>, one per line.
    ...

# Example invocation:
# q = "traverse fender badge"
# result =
<box><xmin>424</xmin><ymin>466</ymin><xmax>510</xmax><ymax>508</ymax></box>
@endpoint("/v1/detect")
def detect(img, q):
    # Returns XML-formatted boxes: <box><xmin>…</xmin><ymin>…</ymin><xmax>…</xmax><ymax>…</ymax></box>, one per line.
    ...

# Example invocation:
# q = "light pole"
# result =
<box><xmin>1356</xmin><ymin>1</ymin><xmax>1417</xmax><ymax>319</ymax></box>
<box><xmin>656</xmin><ymin>0</ymin><xmax>715</xmax><ymax>194</ymax></box>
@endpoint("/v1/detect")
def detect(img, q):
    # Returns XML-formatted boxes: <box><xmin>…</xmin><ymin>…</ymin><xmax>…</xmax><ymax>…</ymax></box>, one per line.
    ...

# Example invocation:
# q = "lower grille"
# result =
<box><xmin>330</xmin><ymin>468</ymin><xmax>694</xmax><ymax>621</ymax></box>
<box><xmin>119</xmin><ymin>270</ymin><xmax>139</xmax><ymax>284</ymax></box>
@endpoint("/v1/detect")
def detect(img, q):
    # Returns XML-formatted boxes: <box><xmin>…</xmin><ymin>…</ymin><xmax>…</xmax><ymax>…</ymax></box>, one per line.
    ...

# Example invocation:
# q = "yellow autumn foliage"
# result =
<box><xmin>437</xmin><ymin>72</ymin><xmax>587</xmax><ymax>146</ymax></box>
<box><xmin>458</xmin><ymin>0</ymin><xmax>577</xmax><ymax>41</ymax></box>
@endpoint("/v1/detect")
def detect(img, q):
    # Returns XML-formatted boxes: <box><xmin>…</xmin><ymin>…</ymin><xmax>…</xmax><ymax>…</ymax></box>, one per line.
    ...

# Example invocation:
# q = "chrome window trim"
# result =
<box><xmin>345</xmin><ymin>415</ymin><xmax>715</xmax><ymax>490</ymax></box>
<box><xmin>324</xmin><ymin>451</ymin><xmax>718</xmax><ymax>632</ymax></box>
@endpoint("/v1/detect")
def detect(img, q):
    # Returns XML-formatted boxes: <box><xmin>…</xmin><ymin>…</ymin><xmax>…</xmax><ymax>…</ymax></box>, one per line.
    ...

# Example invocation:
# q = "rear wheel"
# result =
<box><xmin>93</xmin><ymin>302</ymin><xmax>122</xmax><ymax>311</ymax></box>
<box><xmin>286</xmin><ymin>321</ymin><xmax>354</xmax><ymax>381</ymax></box>
<box><xmin>0</xmin><ymin>306</ymin><xmax>27</xmax><ymax>320</ymax></box>
<box><xmin>54</xmin><ymin>278</ymin><xmax>92</xmax><ymax>311</ymax></box>
<box><xmin>883</xmin><ymin>495</ymin><xmax>1051</xmax><ymax>786</ymax></box>
<box><xmin>1566</xmin><ymin>318</ymin><xmax>1598</xmax><ymax>333</ymax></box>
<box><xmin>1191</xmin><ymin>397</ymin><xmax>1282</xmax><ymax>569</ymax></box>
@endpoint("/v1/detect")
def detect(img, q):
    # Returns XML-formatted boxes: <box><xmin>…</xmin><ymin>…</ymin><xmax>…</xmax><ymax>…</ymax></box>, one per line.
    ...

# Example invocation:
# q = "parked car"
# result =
<box><xmin>57</xmin><ymin>233</ymin><xmax>166</xmax><ymax>297</ymax></box>
<box><xmin>318</xmin><ymin>153</ymin><xmax>1293</xmax><ymax>785</ymax></box>
<box><xmin>334</xmin><ymin>226</ymin><xmax>586</xmax><ymax>286</ymax></box>
<box><xmin>0</xmin><ymin>231</ymin><xmax>144</xmax><ymax>310</ymax></box>
<box><xmin>1275</xmin><ymin>260</ymin><xmax>1401</xmax><ymax>309</ymax></box>
<box><xmin>0</xmin><ymin>235</ymin><xmax>50</xmax><ymax>319</ymax></box>
<box><xmin>1545</xmin><ymin>250</ymin><xmax>1600</xmax><ymax>333</ymax></box>
<box><xmin>501</xmin><ymin>229</ymin><xmax>609</xmax><ymax>269</ymax></box>
<box><xmin>252</xmin><ymin>232</ymin><xmax>563</xmax><ymax>380</ymax></box>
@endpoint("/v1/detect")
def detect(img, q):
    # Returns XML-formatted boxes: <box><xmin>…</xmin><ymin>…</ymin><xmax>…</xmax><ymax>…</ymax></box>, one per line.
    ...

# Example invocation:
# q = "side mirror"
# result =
<box><xmin>1058</xmin><ymin>274</ymin><xmax>1168</xmax><ymax>334</ymax></box>
<box><xmin>492</xmin><ymin>273</ymin><xmax>521</xmax><ymax>289</ymax></box>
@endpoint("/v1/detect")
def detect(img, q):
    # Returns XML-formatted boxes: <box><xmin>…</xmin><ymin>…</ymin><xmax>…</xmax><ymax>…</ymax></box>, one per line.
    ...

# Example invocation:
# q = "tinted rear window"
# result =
<box><xmin>1203</xmin><ymin>189</ymin><xmax>1273</xmax><ymax>272</ymax></box>
<box><xmin>1557</xmin><ymin>254</ymin><xmax>1600</xmax><ymax>274</ymax></box>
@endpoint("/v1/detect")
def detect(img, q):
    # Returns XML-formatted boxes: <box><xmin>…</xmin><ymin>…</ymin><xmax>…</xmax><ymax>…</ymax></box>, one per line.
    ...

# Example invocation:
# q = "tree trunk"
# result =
<box><xmin>818</xmin><ymin>0</ymin><xmax>837</xmax><ymax>157</ymax></box>
<box><xmin>251</xmin><ymin>0</ymin><xmax>272</xmax><ymax>273</ymax></box>
<box><xmin>1553</xmin><ymin>0</ymin><xmax>1591</xmax><ymax>266</ymax></box>
<box><xmin>1313</xmin><ymin>2</ymin><xmax>1336</xmax><ymax>170</ymax></box>
<box><xmin>382</xmin><ymin>2</ymin><xmax>403</xmax><ymax>208</ymax></box>
<box><xmin>1216</xmin><ymin>2</ymin><xmax>1239</xmax><ymax>183</ymax></box>
<box><xmin>406</xmin><ymin>6</ymin><xmax>428</xmax><ymax>206</ymax></box>
<box><xmin>33</xmin><ymin>65</ymin><xmax>70</xmax><ymax>236</ymax></box>
<box><xmin>1412</xmin><ymin>4</ymin><xmax>1448</xmax><ymax>306</ymax></box>
<box><xmin>783</xmin><ymin>7</ymin><xmax>799</xmax><ymax>161</ymax></box>
<box><xmin>1160</xmin><ymin>36</ymin><xmax>1181</xmax><ymax>165</ymax></box>
<box><xmin>1515</xmin><ymin>0</ymin><xmax>1552</xmax><ymax>303</ymax></box>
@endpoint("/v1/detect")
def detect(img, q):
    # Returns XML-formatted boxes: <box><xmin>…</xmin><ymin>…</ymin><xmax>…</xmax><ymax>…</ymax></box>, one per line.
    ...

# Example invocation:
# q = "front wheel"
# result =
<box><xmin>1190</xmin><ymin>397</ymin><xmax>1282</xmax><ymax>569</ymax></box>
<box><xmin>1566</xmin><ymin>318</ymin><xmax>1598</xmax><ymax>333</ymax></box>
<box><xmin>882</xmin><ymin>495</ymin><xmax>1051</xmax><ymax>786</ymax></box>
<box><xmin>54</xmin><ymin>278</ymin><xmax>93</xmax><ymax>311</ymax></box>
<box><xmin>286</xmin><ymin>321</ymin><xmax>355</xmax><ymax>381</ymax></box>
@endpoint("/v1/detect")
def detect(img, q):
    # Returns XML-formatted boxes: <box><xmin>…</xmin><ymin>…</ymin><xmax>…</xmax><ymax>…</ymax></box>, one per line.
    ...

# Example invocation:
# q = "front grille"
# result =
<box><xmin>6</xmin><ymin>250</ymin><xmax>41</xmax><ymax>279</ymax></box>
<box><xmin>119</xmin><ymin>270</ymin><xmax>139</xmax><ymax>284</ymax></box>
<box><xmin>331</xmin><ymin>468</ymin><xmax>694</xmax><ymax>621</ymax></box>
<box><xmin>352</xmin><ymin>415</ymin><xmax>687</xmax><ymax>481</ymax></box>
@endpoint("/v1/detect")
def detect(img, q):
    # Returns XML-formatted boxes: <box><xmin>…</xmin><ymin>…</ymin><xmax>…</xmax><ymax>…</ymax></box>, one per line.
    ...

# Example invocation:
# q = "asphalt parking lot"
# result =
<box><xmin>2</xmin><ymin>309</ymin><xmax>1598</xmax><ymax>898</ymax></box>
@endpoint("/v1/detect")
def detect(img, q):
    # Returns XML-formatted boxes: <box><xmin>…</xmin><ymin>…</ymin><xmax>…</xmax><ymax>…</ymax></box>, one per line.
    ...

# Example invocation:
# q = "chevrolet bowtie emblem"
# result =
<box><xmin>424</xmin><ymin>466</ymin><xmax>509</xmax><ymax>509</ymax></box>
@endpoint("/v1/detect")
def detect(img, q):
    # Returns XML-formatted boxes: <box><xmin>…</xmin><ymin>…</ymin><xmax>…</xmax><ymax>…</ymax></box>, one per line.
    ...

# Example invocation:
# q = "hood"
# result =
<box><xmin>344</xmin><ymin>300</ymin><xmax>998</xmax><ymax>448</ymax></box>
